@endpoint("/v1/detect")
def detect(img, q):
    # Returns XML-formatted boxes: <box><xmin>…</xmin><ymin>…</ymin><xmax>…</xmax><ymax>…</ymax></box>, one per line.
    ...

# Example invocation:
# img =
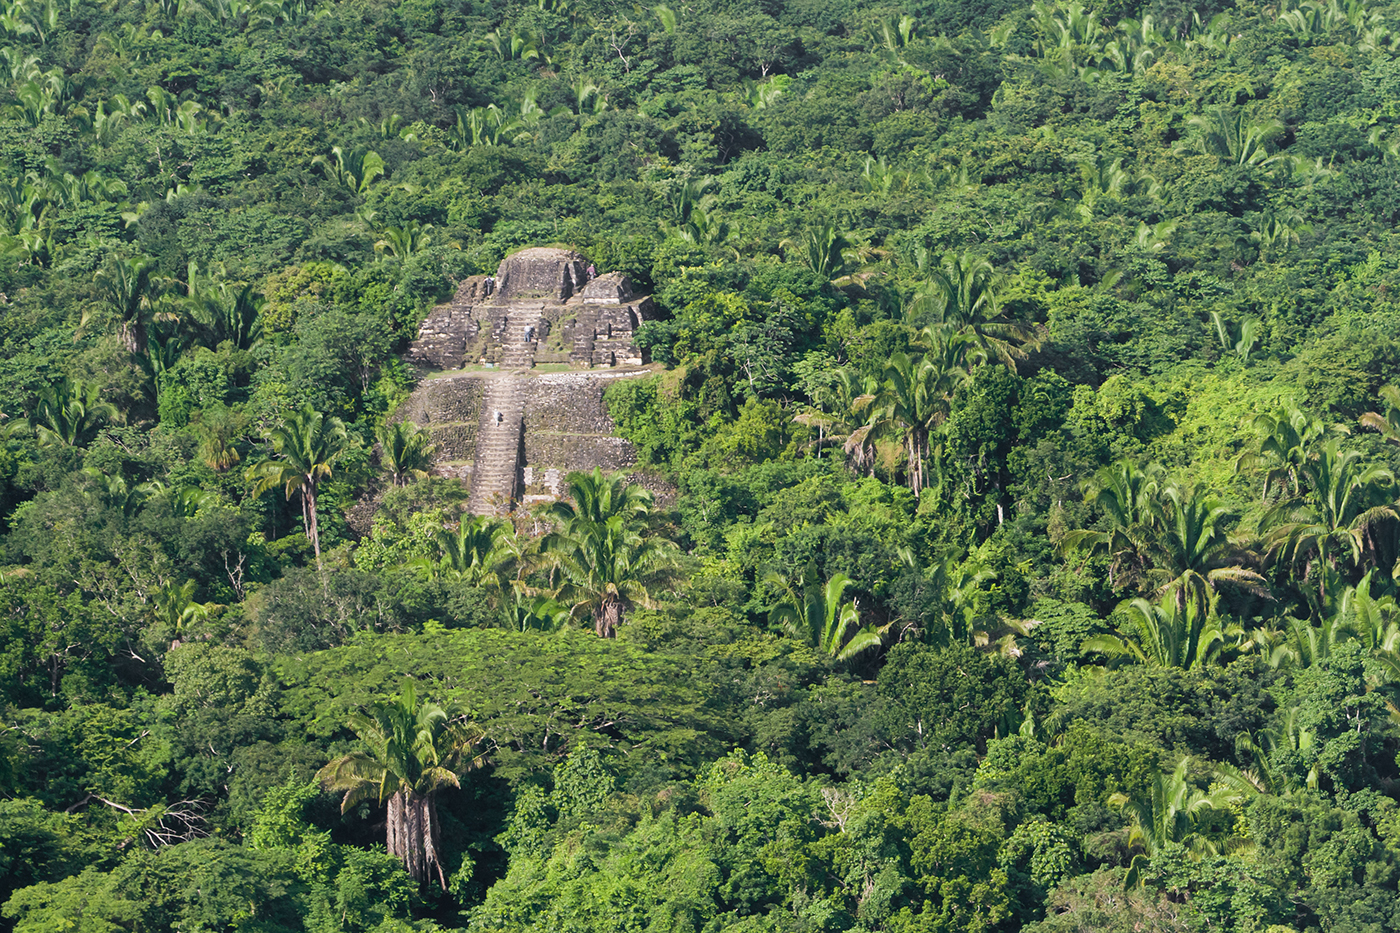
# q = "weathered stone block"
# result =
<box><xmin>397</xmin><ymin>368</ymin><xmax>660</xmax><ymax>510</ymax></box>
<box><xmin>494</xmin><ymin>247</ymin><xmax>586</xmax><ymax>301</ymax></box>
<box><xmin>407</xmin><ymin>246</ymin><xmax>652</xmax><ymax>371</ymax></box>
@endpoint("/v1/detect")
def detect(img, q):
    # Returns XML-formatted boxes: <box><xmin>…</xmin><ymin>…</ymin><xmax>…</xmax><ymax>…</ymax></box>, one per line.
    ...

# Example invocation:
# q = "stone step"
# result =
<box><xmin>468</xmin><ymin>375</ymin><xmax>527</xmax><ymax>515</ymax></box>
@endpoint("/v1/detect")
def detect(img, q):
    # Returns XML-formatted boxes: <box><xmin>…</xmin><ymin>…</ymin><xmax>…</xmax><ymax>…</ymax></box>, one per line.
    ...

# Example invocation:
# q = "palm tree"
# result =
<box><xmin>1254</xmin><ymin>613</ymin><xmax>1354</xmax><ymax>671</ymax></box>
<box><xmin>1061</xmin><ymin>459</ymin><xmax>1164</xmax><ymax>587</ymax></box>
<box><xmin>1254</xmin><ymin>572</ymin><xmax>1400</xmax><ymax>674</ymax></box>
<box><xmin>1179</xmin><ymin>105</ymin><xmax>1286</xmax><ymax>168</ymax></box>
<box><xmin>375</xmin><ymin>221</ymin><xmax>436</xmax><ymax>261</ymax></box>
<box><xmin>1144</xmin><ymin>483</ymin><xmax>1266</xmax><ymax>617</ymax></box>
<box><xmin>1360</xmin><ymin>384</ymin><xmax>1400</xmax><ymax>446</ymax></box>
<box><xmin>1083</xmin><ymin>594</ymin><xmax>1235</xmax><ymax>671</ymax></box>
<box><xmin>1235</xmin><ymin>403</ymin><xmax>1335</xmax><ymax>504</ymax></box>
<box><xmin>318</xmin><ymin>682</ymin><xmax>486</xmax><ymax>889</ymax></box>
<box><xmin>667</xmin><ymin>176</ymin><xmax>713</xmax><ymax>236</ymax></box>
<box><xmin>152</xmin><ymin>579</ymin><xmax>218</xmax><ymax>644</ymax></box>
<box><xmin>1234</xmin><ymin>706</ymin><xmax>1319</xmax><ymax>796</ymax></box>
<box><xmin>434</xmin><ymin>515</ymin><xmax>516</xmax><ymax>588</ymax></box>
<box><xmin>540</xmin><ymin>469</ymin><xmax>680</xmax><ymax>638</ymax></box>
<box><xmin>79</xmin><ymin>466</ymin><xmax>164</xmax><ymax>519</ymax></box>
<box><xmin>378</xmin><ymin>420</ymin><xmax>435</xmax><ymax>486</ymax></box>
<box><xmin>191</xmin><ymin>403</ymin><xmax>249</xmax><ymax>471</ymax></box>
<box><xmin>499</xmin><ymin>590</ymin><xmax>572</xmax><ymax>633</ymax></box>
<box><xmin>1263</xmin><ymin>439</ymin><xmax>1397</xmax><ymax>611</ymax></box>
<box><xmin>1337</xmin><ymin>570</ymin><xmax>1400</xmax><ymax>654</ymax></box>
<box><xmin>793</xmin><ymin>368</ymin><xmax>875</xmax><ymax>463</ymax></box>
<box><xmin>551</xmin><ymin>466</ymin><xmax>654</xmax><ymax>527</ymax></box>
<box><xmin>145</xmin><ymin>322</ymin><xmax>185</xmax><ymax>402</ymax></box>
<box><xmin>245</xmin><ymin>405</ymin><xmax>353</xmax><ymax>567</ymax></box>
<box><xmin>849</xmin><ymin>334</ymin><xmax>977</xmax><ymax>496</ymax></box>
<box><xmin>1111</xmin><ymin>756</ymin><xmax>1258</xmax><ymax>885</ymax></box>
<box><xmin>766</xmin><ymin>562</ymin><xmax>890</xmax><ymax>661</ymax></box>
<box><xmin>908</xmin><ymin>251</ymin><xmax>1037</xmax><ymax>371</ymax></box>
<box><xmin>29</xmin><ymin>376</ymin><xmax>118</xmax><ymax>448</ymax></box>
<box><xmin>312</xmin><ymin>146</ymin><xmax>386</xmax><ymax>196</ymax></box>
<box><xmin>89</xmin><ymin>253</ymin><xmax>160</xmax><ymax>354</ymax></box>
<box><xmin>914</xmin><ymin>556</ymin><xmax>1038</xmax><ymax>657</ymax></box>
<box><xmin>186</xmin><ymin>271</ymin><xmax>263</xmax><ymax>352</ymax></box>
<box><xmin>781</xmin><ymin>223</ymin><xmax>855</xmax><ymax>281</ymax></box>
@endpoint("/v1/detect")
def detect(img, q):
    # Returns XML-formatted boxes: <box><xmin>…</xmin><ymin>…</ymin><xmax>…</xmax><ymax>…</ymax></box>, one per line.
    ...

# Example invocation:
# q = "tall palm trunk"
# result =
<box><xmin>388</xmin><ymin>790</ymin><xmax>447</xmax><ymax>889</ymax></box>
<box><xmin>303</xmin><ymin>480</ymin><xmax>321</xmax><ymax>564</ymax></box>
<box><xmin>597</xmin><ymin>593</ymin><xmax>622</xmax><ymax>638</ymax></box>
<box><xmin>907</xmin><ymin>427</ymin><xmax>928</xmax><ymax>496</ymax></box>
<box><xmin>121</xmin><ymin>319</ymin><xmax>145</xmax><ymax>356</ymax></box>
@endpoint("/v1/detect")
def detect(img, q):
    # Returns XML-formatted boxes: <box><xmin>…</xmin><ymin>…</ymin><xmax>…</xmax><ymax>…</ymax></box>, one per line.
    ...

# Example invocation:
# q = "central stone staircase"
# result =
<box><xmin>496</xmin><ymin>303</ymin><xmax>545</xmax><ymax>370</ymax></box>
<box><xmin>468</xmin><ymin>376</ymin><xmax>526</xmax><ymax>515</ymax></box>
<box><xmin>467</xmin><ymin>304</ymin><xmax>544</xmax><ymax>513</ymax></box>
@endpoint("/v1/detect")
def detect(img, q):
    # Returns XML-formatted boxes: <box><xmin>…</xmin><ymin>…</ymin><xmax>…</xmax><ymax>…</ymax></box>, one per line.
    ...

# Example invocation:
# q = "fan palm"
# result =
<box><xmin>318</xmin><ymin>682</ymin><xmax>486</xmax><ymax>889</ymax></box>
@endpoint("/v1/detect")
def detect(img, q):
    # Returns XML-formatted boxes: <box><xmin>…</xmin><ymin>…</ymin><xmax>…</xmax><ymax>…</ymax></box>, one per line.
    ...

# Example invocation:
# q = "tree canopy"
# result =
<box><xmin>5</xmin><ymin>0</ymin><xmax>1400</xmax><ymax>929</ymax></box>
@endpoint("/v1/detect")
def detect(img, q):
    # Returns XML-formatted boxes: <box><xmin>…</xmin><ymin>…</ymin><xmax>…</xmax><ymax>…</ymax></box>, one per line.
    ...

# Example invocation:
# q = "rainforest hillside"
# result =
<box><xmin>3</xmin><ymin>0</ymin><xmax>1400</xmax><ymax>930</ymax></box>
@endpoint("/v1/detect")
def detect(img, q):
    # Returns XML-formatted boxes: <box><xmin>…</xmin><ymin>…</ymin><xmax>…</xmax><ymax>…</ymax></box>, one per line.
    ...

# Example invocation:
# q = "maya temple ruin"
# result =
<box><xmin>400</xmin><ymin>247</ymin><xmax>657</xmax><ymax>514</ymax></box>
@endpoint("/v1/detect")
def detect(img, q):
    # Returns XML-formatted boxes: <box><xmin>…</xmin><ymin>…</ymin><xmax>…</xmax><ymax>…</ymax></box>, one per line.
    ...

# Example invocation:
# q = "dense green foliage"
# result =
<box><xmin>4</xmin><ymin>0</ymin><xmax>1400</xmax><ymax>929</ymax></box>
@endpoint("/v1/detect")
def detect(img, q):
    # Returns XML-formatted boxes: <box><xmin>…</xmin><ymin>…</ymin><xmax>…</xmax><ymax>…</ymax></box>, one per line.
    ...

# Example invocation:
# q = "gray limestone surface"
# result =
<box><xmin>408</xmin><ymin>247</ymin><xmax>653</xmax><ymax>371</ymax></box>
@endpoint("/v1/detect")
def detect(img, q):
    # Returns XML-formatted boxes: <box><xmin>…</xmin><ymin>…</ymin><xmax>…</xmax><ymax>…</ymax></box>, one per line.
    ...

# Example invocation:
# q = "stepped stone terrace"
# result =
<box><xmin>407</xmin><ymin>247</ymin><xmax>654</xmax><ymax>371</ymax></box>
